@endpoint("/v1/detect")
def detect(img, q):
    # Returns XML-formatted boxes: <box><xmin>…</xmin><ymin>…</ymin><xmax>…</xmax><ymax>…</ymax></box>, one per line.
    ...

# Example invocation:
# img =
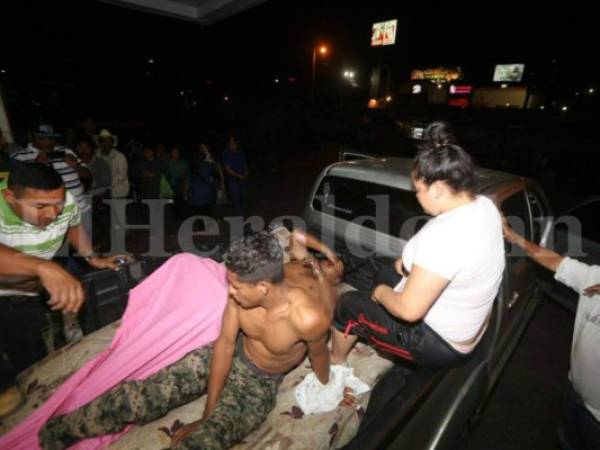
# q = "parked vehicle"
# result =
<box><xmin>303</xmin><ymin>157</ymin><xmax>553</xmax><ymax>449</ymax></box>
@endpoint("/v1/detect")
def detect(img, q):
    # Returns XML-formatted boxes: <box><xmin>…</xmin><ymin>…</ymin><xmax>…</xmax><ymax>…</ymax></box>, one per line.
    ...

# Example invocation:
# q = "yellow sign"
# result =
<box><xmin>410</xmin><ymin>67</ymin><xmax>462</xmax><ymax>82</ymax></box>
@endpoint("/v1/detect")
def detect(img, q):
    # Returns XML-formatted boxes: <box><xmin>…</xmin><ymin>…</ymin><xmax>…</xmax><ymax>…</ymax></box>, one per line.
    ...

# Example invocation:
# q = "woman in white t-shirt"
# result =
<box><xmin>331</xmin><ymin>122</ymin><xmax>505</xmax><ymax>367</ymax></box>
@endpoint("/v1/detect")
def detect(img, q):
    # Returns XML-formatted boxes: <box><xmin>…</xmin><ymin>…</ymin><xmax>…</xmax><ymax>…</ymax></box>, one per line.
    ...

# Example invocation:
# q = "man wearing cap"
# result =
<box><xmin>96</xmin><ymin>129</ymin><xmax>129</xmax><ymax>199</ymax></box>
<box><xmin>10</xmin><ymin>123</ymin><xmax>91</xmax><ymax>214</ymax></box>
<box><xmin>0</xmin><ymin>162</ymin><xmax>126</xmax><ymax>418</ymax></box>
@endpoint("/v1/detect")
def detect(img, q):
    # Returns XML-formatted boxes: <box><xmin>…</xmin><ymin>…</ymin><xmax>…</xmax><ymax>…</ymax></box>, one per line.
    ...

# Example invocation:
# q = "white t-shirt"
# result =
<box><xmin>555</xmin><ymin>257</ymin><xmax>600</xmax><ymax>422</ymax></box>
<box><xmin>394</xmin><ymin>195</ymin><xmax>505</xmax><ymax>350</ymax></box>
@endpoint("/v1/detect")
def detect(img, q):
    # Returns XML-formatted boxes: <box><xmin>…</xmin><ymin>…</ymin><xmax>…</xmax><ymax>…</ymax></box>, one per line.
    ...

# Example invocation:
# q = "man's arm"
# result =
<box><xmin>290</xmin><ymin>229</ymin><xmax>341</xmax><ymax>268</ymax></box>
<box><xmin>66</xmin><ymin>225</ymin><xmax>128</xmax><ymax>270</ymax></box>
<box><xmin>305</xmin><ymin>331</ymin><xmax>330</xmax><ymax>385</ymax></box>
<box><xmin>204</xmin><ymin>296</ymin><xmax>240</xmax><ymax>417</ymax></box>
<box><xmin>503</xmin><ymin>218</ymin><xmax>564</xmax><ymax>273</ymax></box>
<box><xmin>0</xmin><ymin>243</ymin><xmax>84</xmax><ymax>313</ymax></box>
<box><xmin>372</xmin><ymin>263</ymin><xmax>450</xmax><ymax>322</ymax></box>
<box><xmin>291</xmin><ymin>295</ymin><xmax>332</xmax><ymax>384</ymax></box>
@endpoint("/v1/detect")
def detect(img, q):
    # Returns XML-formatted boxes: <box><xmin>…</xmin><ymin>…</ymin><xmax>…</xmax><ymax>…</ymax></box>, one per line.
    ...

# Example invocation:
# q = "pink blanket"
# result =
<box><xmin>0</xmin><ymin>253</ymin><xmax>228</xmax><ymax>450</ymax></box>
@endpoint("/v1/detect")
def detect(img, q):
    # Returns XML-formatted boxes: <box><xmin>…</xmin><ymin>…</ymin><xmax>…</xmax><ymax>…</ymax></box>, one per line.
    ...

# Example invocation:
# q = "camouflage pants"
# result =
<box><xmin>39</xmin><ymin>344</ymin><xmax>282</xmax><ymax>450</ymax></box>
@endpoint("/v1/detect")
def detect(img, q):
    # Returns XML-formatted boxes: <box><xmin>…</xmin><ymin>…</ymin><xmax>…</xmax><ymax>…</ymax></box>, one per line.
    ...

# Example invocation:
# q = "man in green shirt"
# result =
<box><xmin>0</xmin><ymin>162</ymin><xmax>124</xmax><ymax>418</ymax></box>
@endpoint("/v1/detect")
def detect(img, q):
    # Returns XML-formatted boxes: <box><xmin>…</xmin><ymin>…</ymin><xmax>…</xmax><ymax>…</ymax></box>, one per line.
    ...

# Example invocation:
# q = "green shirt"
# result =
<box><xmin>0</xmin><ymin>179</ymin><xmax>80</xmax><ymax>295</ymax></box>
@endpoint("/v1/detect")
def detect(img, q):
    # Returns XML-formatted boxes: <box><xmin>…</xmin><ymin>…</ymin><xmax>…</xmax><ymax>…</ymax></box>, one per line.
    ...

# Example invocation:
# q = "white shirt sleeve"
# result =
<box><xmin>11</xmin><ymin>149</ymin><xmax>38</xmax><ymax>162</ymax></box>
<box><xmin>112</xmin><ymin>153</ymin><xmax>129</xmax><ymax>197</ymax></box>
<box><xmin>555</xmin><ymin>257</ymin><xmax>596</xmax><ymax>295</ymax></box>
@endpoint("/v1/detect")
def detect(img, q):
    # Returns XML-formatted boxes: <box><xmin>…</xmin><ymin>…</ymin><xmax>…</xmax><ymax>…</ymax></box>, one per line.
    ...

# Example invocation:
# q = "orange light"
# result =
<box><xmin>318</xmin><ymin>45</ymin><xmax>328</xmax><ymax>55</ymax></box>
<box><xmin>368</xmin><ymin>98</ymin><xmax>378</xmax><ymax>109</ymax></box>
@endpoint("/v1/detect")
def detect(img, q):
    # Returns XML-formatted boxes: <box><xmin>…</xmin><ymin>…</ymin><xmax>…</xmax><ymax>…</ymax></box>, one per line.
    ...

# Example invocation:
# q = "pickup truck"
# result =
<box><xmin>303</xmin><ymin>156</ymin><xmax>553</xmax><ymax>449</ymax></box>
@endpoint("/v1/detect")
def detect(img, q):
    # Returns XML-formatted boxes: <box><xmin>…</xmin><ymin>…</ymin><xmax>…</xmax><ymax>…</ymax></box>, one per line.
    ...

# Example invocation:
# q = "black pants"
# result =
<box><xmin>558</xmin><ymin>380</ymin><xmax>600</xmax><ymax>450</ymax></box>
<box><xmin>0</xmin><ymin>295</ymin><xmax>48</xmax><ymax>390</ymax></box>
<box><xmin>333</xmin><ymin>290</ymin><xmax>471</xmax><ymax>367</ymax></box>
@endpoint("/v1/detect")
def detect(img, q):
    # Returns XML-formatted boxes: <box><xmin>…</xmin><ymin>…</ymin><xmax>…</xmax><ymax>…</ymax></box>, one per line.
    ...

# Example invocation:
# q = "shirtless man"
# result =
<box><xmin>39</xmin><ymin>232</ymin><xmax>342</xmax><ymax>450</ymax></box>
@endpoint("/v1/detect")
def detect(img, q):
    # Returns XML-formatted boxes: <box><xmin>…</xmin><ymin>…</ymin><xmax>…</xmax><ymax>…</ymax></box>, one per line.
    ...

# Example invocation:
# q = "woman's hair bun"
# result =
<box><xmin>424</xmin><ymin>121</ymin><xmax>457</xmax><ymax>149</ymax></box>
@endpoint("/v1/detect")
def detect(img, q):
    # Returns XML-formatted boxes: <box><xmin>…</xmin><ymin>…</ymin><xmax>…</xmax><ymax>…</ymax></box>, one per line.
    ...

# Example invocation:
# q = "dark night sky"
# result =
<box><xmin>1</xmin><ymin>0</ymin><xmax>596</xmax><ymax>123</ymax></box>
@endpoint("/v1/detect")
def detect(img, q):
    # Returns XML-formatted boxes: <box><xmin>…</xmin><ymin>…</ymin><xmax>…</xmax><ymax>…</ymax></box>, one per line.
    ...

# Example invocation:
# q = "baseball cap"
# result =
<box><xmin>32</xmin><ymin>123</ymin><xmax>62</xmax><ymax>138</ymax></box>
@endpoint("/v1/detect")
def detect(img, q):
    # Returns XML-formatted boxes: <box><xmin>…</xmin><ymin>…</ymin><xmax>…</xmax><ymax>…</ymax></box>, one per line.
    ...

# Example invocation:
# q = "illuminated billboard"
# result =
<box><xmin>449</xmin><ymin>85</ymin><xmax>473</xmax><ymax>95</ymax></box>
<box><xmin>410</xmin><ymin>67</ymin><xmax>462</xmax><ymax>83</ymax></box>
<box><xmin>493</xmin><ymin>64</ymin><xmax>525</xmax><ymax>82</ymax></box>
<box><xmin>371</xmin><ymin>19</ymin><xmax>397</xmax><ymax>46</ymax></box>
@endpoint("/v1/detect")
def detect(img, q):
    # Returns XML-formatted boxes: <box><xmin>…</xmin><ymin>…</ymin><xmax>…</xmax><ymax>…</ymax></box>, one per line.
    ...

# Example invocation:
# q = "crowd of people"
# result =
<box><xmin>1</xmin><ymin>121</ymin><xmax>250</xmax><ymax>247</ymax></box>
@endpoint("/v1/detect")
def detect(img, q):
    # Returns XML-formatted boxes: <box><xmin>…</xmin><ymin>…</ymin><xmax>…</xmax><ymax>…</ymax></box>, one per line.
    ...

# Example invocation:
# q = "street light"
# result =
<box><xmin>311</xmin><ymin>43</ymin><xmax>329</xmax><ymax>104</ymax></box>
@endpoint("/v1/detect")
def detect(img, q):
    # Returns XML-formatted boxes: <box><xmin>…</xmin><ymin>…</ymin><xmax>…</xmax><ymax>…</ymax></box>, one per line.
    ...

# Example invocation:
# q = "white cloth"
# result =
<box><xmin>295</xmin><ymin>365</ymin><xmax>370</xmax><ymax>415</ymax></box>
<box><xmin>394</xmin><ymin>195</ymin><xmax>505</xmax><ymax>350</ymax></box>
<box><xmin>97</xmin><ymin>148</ymin><xmax>129</xmax><ymax>198</ymax></box>
<box><xmin>555</xmin><ymin>257</ymin><xmax>600</xmax><ymax>422</ymax></box>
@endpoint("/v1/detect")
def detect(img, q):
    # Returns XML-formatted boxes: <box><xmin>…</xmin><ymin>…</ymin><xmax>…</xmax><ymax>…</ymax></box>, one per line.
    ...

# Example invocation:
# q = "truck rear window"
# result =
<box><xmin>312</xmin><ymin>176</ymin><xmax>429</xmax><ymax>238</ymax></box>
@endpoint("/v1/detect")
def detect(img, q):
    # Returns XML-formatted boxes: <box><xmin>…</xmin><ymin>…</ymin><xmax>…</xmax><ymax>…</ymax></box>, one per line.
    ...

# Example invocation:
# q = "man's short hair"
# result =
<box><xmin>224</xmin><ymin>231</ymin><xmax>284</xmax><ymax>284</ymax></box>
<box><xmin>7</xmin><ymin>161</ymin><xmax>64</xmax><ymax>195</ymax></box>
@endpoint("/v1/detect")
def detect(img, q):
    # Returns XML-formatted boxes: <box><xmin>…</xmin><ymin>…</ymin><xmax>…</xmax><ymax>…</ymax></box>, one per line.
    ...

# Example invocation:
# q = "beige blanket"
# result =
<box><xmin>2</xmin><ymin>315</ymin><xmax>392</xmax><ymax>449</ymax></box>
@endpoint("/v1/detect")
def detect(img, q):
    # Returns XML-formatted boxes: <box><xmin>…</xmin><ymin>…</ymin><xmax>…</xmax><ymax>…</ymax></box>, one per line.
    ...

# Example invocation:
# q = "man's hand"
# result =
<box><xmin>339</xmin><ymin>387</ymin><xmax>356</xmax><ymax>408</ymax></box>
<box><xmin>36</xmin><ymin>261</ymin><xmax>85</xmax><ymax>313</ymax></box>
<box><xmin>502</xmin><ymin>215</ymin><xmax>520</xmax><ymax>244</ymax></box>
<box><xmin>303</xmin><ymin>257</ymin><xmax>324</xmax><ymax>281</ymax></box>
<box><xmin>170</xmin><ymin>419</ymin><xmax>203</xmax><ymax>447</ymax></box>
<box><xmin>88</xmin><ymin>255</ymin><xmax>132</xmax><ymax>271</ymax></box>
<box><xmin>584</xmin><ymin>284</ymin><xmax>600</xmax><ymax>297</ymax></box>
<box><xmin>323</xmin><ymin>250</ymin><xmax>344</xmax><ymax>277</ymax></box>
<box><xmin>64</xmin><ymin>154</ymin><xmax>78</xmax><ymax>168</ymax></box>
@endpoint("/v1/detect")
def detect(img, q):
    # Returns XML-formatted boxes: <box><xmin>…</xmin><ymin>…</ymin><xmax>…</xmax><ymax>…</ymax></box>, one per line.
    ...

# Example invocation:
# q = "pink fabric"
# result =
<box><xmin>0</xmin><ymin>253</ymin><xmax>228</xmax><ymax>450</ymax></box>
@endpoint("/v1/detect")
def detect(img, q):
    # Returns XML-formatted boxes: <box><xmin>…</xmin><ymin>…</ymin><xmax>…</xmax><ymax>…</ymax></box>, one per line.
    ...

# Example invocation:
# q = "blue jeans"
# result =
<box><xmin>558</xmin><ymin>380</ymin><xmax>600</xmax><ymax>450</ymax></box>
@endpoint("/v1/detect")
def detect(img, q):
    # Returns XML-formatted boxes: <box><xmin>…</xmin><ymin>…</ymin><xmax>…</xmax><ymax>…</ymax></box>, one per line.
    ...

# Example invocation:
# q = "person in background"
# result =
<box><xmin>155</xmin><ymin>143</ymin><xmax>168</xmax><ymax>162</ymax></box>
<box><xmin>75</xmin><ymin>136</ymin><xmax>111</xmax><ymax>197</ymax></box>
<box><xmin>75</xmin><ymin>136</ymin><xmax>112</xmax><ymax>252</ymax></box>
<box><xmin>63</xmin><ymin>127</ymin><xmax>77</xmax><ymax>150</ymax></box>
<box><xmin>166</xmin><ymin>146</ymin><xmax>190</xmax><ymax>220</ymax></box>
<box><xmin>188</xmin><ymin>143</ymin><xmax>222</xmax><ymax>232</ymax></box>
<box><xmin>222</xmin><ymin>134</ymin><xmax>248</xmax><ymax>216</ymax></box>
<box><xmin>11</xmin><ymin>123</ymin><xmax>91</xmax><ymax>215</ymax></box>
<box><xmin>0</xmin><ymin>162</ymin><xmax>125</xmax><ymax>418</ymax></box>
<box><xmin>503</xmin><ymin>220</ymin><xmax>600</xmax><ymax>450</ymax></box>
<box><xmin>96</xmin><ymin>129</ymin><xmax>129</xmax><ymax>199</ymax></box>
<box><xmin>132</xmin><ymin>145</ymin><xmax>164</xmax><ymax>200</ymax></box>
